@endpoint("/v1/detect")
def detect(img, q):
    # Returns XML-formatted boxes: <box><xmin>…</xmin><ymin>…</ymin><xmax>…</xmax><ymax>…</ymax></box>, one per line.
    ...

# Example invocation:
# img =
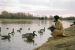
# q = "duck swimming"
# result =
<box><xmin>1</xmin><ymin>33</ymin><xmax>11</xmax><ymax>40</ymax></box>
<box><xmin>38</xmin><ymin>27</ymin><xmax>45</xmax><ymax>33</ymax></box>
<box><xmin>22</xmin><ymin>31</ymin><xmax>37</xmax><ymax>40</ymax></box>
<box><xmin>11</xmin><ymin>28</ymin><xmax>15</xmax><ymax>36</ymax></box>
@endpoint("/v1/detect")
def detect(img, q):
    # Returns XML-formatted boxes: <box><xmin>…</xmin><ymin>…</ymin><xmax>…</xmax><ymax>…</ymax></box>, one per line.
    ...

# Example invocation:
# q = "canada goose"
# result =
<box><xmin>20</xmin><ymin>28</ymin><xmax>22</xmax><ymax>30</ymax></box>
<box><xmin>17</xmin><ymin>28</ymin><xmax>22</xmax><ymax>33</ymax></box>
<box><xmin>48</xmin><ymin>26</ymin><xmax>56</xmax><ymax>32</ymax></box>
<box><xmin>28</xmin><ymin>28</ymin><xmax>30</xmax><ymax>30</ymax></box>
<box><xmin>38</xmin><ymin>27</ymin><xmax>45</xmax><ymax>33</ymax></box>
<box><xmin>11</xmin><ymin>28</ymin><xmax>15</xmax><ymax>36</ymax></box>
<box><xmin>38</xmin><ymin>30</ymin><xmax>43</xmax><ymax>33</ymax></box>
<box><xmin>70</xmin><ymin>21</ymin><xmax>75</xmax><ymax>26</ymax></box>
<box><xmin>6</xmin><ymin>28</ymin><xmax>9</xmax><ymax>29</ymax></box>
<box><xmin>0</xmin><ymin>27</ymin><xmax>1</xmax><ymax>32</ymax></box>
<box><xmin>1</xmin><ymin>33</ymin><xmax>11</xmax><ymax>40</ymax></box>
<box><xmin>11</xmin><ymin>28</ymin><xmax>15</xmax><ymax>33</ymax></box>
<box><xmin>17</xmin><ymin>30</ymin><xmax>21</xmax><ymax>33</ymax></box>
<box><xmin>40</xmin><ymin>27</ymin><xmax>45</xmax><ymax>32</ymax></box>
<box><xmin>22</xmin><ymin>31</ymin><xmax>37</xmax><ymax>39</ymax></box>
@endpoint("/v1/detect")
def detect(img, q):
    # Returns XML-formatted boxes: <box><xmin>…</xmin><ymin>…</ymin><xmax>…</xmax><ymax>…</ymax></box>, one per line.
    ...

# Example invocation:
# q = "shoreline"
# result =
<box><xmin>35</xmin><ymin>26</ymin><xmax>75</xmax><ymax>50</ymax></box>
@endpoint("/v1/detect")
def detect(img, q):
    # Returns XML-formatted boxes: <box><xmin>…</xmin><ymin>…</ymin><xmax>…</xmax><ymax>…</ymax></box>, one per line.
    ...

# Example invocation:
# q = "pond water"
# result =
<box><xmin>0</xmin><ymin>19</ymin><xmax>73</xmax><ymax>50</ymax></box>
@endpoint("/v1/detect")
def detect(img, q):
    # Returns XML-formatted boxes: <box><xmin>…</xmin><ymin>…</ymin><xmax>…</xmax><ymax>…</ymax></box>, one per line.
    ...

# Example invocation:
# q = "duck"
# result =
<box><xmin>28</xmin><ymin>28</ymin><xmax>30</xmax><ymax>30</ymax></box>
<box><xmin>70</xmin><ymin>21</ymin><xmax>75</xmax><ymax>26</ymax></box>
<box><xmin>17</xmin><ymin>29</ymin><xmax>21</xmax><ymax>33</ymax></box>
<box><xmin>38</xmin><ymin>30</ymin><xmax>43</xmax><ymax>33</ymax></box>
<box><xmin>6</xmin><ymin>28</ymin><xmax>9</xmax><ymax>29</ymax></box>
<box><xmin>20</xmin><ymin>28</ymin><xmax>22</xmax><ymax>30</ymax></box>
<box><xmin>11</xmin><ymin>28</ymin><xmax>15</xmax><ymax>36</ymax></box>
<box><xmin>48</xmin><ymin>26</ymin><xmax>56</xmax><ymax>32</ymax></box>
<box><xmin>1</xmin><ymin>33</ymin><xmax>11</xmax><ymax>40</ymax></box>
<box><xmin>38</xmin><ymin>27</ymin><xmax>45</xmax><ymax>33</ymax></box>
<box><xmin>17</xmin><ymin>28</ymin><xmax>22</xmax><ymax>33</ymax></box>
<box><xmin>11</xmin><ymin>28</ymin><xmax>14</xmax><ymax>33</ymax></box>
<box><xmin>22</xmin><ymin>31</ymin><xmax>37</xmax><ymax>40</ymax></box>
<box><xmin>40</xmin><ymin>27</ymin><xmax>45</xmax><ymax>32</ymax></box>
<box><xmin>0</xmin><ymin>27</ymin><xmax>1</xmax><ymax>32</ymax></box>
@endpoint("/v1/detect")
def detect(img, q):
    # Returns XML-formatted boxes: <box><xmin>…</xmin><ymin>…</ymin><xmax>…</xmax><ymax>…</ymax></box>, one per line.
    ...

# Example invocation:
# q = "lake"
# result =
<box><xmin>0</xmin><ymin>19</ymin><xmax>73</xmax><ymax>50</ymax></box>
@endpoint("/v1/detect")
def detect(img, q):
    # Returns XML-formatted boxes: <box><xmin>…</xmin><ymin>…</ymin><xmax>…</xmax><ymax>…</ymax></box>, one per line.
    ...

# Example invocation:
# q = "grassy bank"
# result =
<box><xmin>35</xmin><ymin>26</ymin><xmax>75</xmax><ymax>50</ymax></box>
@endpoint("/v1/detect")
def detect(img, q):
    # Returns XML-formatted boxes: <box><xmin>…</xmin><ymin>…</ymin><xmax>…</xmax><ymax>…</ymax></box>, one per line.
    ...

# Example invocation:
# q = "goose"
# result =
<box><xmin>0</xmin><ymin>27</ymin><xmax>1</xmax><ymax>32</ymax></box>
<box><xmin>11</xmin><ymin>28</ymin><xmax>15</xmax><ymax>33</ymax></box>
<box><xmin>70</xmin><ymin>21</ymin><xmax>75</xmax><ymax>26</ymax></box>
<box><xmin>38</xmin><ymin>30</ymin><xmax>43</xmax><ymax>33</ymax></box>
<box><xmin>17</xmin><ymin>29</ymin><xmax>21</xmax><ymax>33</ymax></box>
<box><xmin>20</xmin><ymin>28</ymin><xmax>22</xmax><ymax>30</ymax></box>
<box><xmin>1</xmin><ymin>33</ymin><xmax>11</xmax><ymax>40</ymax></box>
<box><xmin>17</xmin><ymin>28</ymin><xmax>22</xmax><ymax>33</ymax></box>
<box><xmin>22</xmin><ymin>31</ymin><xmax>37</xmax><ymax>40</ymax></box>
<box><xmin>11</xmin><ymin>28</ymin><xmax>15</xmax><ymax>36</ymax></box>
<box><xmin>40</xmin><ymin>27</ymin><xmax>45</xmax><ymax>32</ymax></box>
<box><xmin>28</xmin><ymin>28</ymin><xmax>30</xmax><ymax>30</ymax></box>
<box><xmin>6</xmin><ymin>28</ymin><xmax>9</xmax><ymax>29</ymax></box>
<box><xmin>38</xmin><ymin>27</ymin><xmax>45</xmax><ymax>33</ymax></box>
<box><xmin>48</xmin><ymin>26</ymin><xmax>56</xmax><ymax>32</ymax></box>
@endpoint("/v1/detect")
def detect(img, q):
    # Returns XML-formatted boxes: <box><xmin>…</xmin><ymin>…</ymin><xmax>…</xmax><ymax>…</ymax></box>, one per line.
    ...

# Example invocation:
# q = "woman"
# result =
<box><xmin>51</xmin><ymin>15</ymin><xmax>64</xmax><ymax>38</ymax></box>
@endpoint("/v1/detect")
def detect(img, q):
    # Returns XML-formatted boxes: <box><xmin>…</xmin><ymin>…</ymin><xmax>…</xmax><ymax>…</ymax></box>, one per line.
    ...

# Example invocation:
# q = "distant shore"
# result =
<box><xmin>0</xmin><ymin>19</ymin><xmax>33</xmax><ymax>24</ymax></box>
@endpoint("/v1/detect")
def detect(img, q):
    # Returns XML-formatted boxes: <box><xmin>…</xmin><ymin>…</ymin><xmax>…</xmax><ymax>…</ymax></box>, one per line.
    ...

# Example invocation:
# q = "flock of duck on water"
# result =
<box><xmin>0</xmin><ymin>27</ymin><xmax>45</xmax><ymax>42</ymax></box>
<box><xmin>0</xmin><ymin>21</ymin><xmax>75</xmax><ymax>42</ymax></box>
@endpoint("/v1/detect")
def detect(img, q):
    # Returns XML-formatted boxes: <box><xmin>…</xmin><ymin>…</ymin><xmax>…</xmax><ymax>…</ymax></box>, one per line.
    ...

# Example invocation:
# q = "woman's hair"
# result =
<box><xmin>54</xmin><ymin>15</ymin><xmax>60</xmax><ymax>22</ymax></box>
<box><xmin>54</xmin><ymin>15</ymin><xmax>59</xmax><ymax>19</ymax></box>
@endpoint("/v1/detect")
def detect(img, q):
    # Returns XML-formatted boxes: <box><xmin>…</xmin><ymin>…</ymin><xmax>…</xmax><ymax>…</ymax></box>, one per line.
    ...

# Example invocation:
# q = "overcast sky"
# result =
<box><xmin>0</xmin><ymin>0</ymin><xmax>75</xmax><ymax>17</ymax></box>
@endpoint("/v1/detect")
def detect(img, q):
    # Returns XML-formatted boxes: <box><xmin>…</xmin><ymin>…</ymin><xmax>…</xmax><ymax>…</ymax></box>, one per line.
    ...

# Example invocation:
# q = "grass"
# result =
<box><xmin>35</xmin><ymin>26</ymin><xmax>75</xmax><ymax>50</ymax></box>
<box><xmin>0</xmin><ymin>19</ymin><xmax>33</xmax><ymax>24</ymax></box>
<box><xmin>35</xmin><ymin>36</ymin><xmax>75</xmax><ymax>50</ymax></box>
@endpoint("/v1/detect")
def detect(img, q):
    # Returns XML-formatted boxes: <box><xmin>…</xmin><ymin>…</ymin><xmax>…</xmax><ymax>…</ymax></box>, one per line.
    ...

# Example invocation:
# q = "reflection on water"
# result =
<box><xmin>23</xmin><ymin>38</ymin><xmax>35</xmax><ymax>45</ymax></box>
<box><xmin>0</xmin><ymin>19</ymin><xmax>72</xmax><ymax>50</ymax></box>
